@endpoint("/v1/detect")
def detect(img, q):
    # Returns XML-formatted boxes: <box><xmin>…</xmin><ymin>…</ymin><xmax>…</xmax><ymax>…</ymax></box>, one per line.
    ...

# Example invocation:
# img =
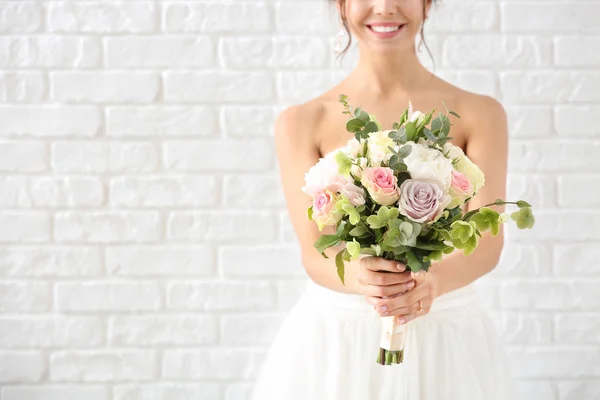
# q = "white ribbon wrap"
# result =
<box><xmin>379</xmin><ymin>315</ymin><xmax>407</xmax><ymax>351</ymax></box>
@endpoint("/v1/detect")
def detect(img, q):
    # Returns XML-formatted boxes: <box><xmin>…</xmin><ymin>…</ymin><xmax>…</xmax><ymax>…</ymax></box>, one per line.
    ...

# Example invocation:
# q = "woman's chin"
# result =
<box><xmin>363</xmin><ymin>41</ymin><xmax>415</xmax><ymax>55</ymax></box>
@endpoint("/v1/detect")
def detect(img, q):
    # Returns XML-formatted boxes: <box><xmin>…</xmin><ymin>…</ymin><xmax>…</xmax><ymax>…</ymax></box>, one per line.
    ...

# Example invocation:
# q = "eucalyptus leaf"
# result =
<box><xmin>356</xmin><ymin>109</ymin><xmax>370</xmax><ymax>123</ymax></box>
<box><xmin>431</xmin><ymin>117</ymin><xmax>442</xmax><ymax>133</ymax></box>
<box><xmin>423</xmin><ymin>128</ymin><xmax>437</xmax><ymax>142</ymax></box>
<box><xmin>363</xmin><ymin>121</ymin><xmax>379</xmax><ymax>134</ymax></box>
<box><xmin>346</xmin><ymin>118</ymin><xmax>366</xmax><ymax>132</ymax></box>
<box><xmin>398</xmin><ymin>144</ymin><xmax>412</xmax><ymax>158</ymax></box>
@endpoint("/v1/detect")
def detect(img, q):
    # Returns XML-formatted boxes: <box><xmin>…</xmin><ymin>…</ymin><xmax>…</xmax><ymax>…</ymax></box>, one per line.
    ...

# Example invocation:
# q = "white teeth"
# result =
<box><xmin>370</xmin><ymin>25</ymin><xmax>400</xmax><ymax>33</ymax></box>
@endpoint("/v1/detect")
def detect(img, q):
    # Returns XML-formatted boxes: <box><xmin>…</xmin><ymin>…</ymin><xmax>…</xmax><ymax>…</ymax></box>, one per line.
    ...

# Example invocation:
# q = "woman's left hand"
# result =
<box><xmin>366</xmin><ymin>270</ymin><xmax>440</xmax><ymax>324</ymax></box>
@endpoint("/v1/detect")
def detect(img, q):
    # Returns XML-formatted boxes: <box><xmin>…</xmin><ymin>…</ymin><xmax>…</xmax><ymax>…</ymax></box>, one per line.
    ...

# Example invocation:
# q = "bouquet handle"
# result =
<box><xmin>378</xmin><ymin>315</ymin><xmax>407</xmax><ymax>365</ymax></box>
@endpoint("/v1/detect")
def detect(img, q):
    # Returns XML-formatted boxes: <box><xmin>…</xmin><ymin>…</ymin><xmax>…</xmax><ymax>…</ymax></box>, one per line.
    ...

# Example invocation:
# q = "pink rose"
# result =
<box><xmin>451</xmin><ymin>170</ymin><xmax>472</xmax><ymax>193</ymax></box>
<box><xmin>328</xmin><ymin>181</ymin><xmax>366</xmax><ymax>207</ymax></box>
<box><xmin>397</xmin><ymin>179</ymin><xmax>451</xmax><ymax>223</ymax></box>
<box><xmin>312</xmin><ymin>190</ymin><xmax>343</xmax><ymax>230</ymax></box>
<box><xmin>361</xmin><ymin>167</ymin><xmax>400</xmax><ymax>206</ymax></box>
<box><xmin>448</xmin><ymin>170</ymin><xmax>474</xmax><ymax>209</ymax></box>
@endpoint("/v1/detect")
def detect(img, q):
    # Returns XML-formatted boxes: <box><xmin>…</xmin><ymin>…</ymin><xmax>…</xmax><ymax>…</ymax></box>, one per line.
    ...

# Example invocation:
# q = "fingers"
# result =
<box><xmin>363</xmin><ymin>279</ymin><xmax>416</xmax><ymax>303</ymax></box>
<box><xmin>411</xmin><ymin>270</ymin><xmax>427</xmax><ymax>286</ymax></box>
<box><xmin>373</xmin><ymin>283</ymin><xmax>430</xmax><ymax>315</ymax></box>
<box><xmin>362</xmin><ymin>257</ymin><xmax>406</xmax><ymax>273</ymax></box>
<box><xmin>395</xmin><ymin>305</ymin><xmax>430</xmax><ymax>325</ymax></box>
<box><xmin>382</xmin><ymin>296</ymin><xmax>431</xmax><ymax>318</ymax></box>
<box><xmin>361</xmin><ymin>269</ymin><xmax>413</xmax><ymax>287</ymax></box>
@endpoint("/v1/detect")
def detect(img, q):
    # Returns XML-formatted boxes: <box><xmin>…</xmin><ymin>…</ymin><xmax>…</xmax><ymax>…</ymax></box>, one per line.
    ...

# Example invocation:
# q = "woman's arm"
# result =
<box><xmin>428</xmin><ymin>95</ymin><xmax>509</xmax><ymax>298</ymax></box>
<box><xmin>274</xmin><ymin>104</ymin><xmax>361</xmax><ymax>294</ymax></box>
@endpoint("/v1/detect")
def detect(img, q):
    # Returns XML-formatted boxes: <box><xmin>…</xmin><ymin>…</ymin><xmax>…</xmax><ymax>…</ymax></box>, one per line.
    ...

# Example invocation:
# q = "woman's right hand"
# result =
<box><xmin>354</xmin><ymin>256</ymin><xmax>415</xmax><ymax>307</ymax></box>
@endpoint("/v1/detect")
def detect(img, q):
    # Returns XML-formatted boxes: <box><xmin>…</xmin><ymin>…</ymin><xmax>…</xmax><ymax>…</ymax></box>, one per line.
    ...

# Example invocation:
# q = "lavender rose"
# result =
<box><xmin>397</xmin><ymin>179</ymin><xmax>452</xmax><ymax>223</ymax></box>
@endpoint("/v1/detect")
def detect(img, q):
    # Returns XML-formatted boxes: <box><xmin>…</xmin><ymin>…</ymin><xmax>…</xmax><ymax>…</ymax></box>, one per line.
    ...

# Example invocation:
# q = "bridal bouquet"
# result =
<box><xmin>302</xmin><ymin>94</ymin><xmax>535</xmax><ymax>365</ymax></box>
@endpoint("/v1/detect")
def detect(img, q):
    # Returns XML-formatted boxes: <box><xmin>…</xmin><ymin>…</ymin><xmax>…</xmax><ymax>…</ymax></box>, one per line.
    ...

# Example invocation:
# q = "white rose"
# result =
<box><xmin>403</xmin><ymin>142</ymin><xmax>453</xmax><ymax>189</ymax></box>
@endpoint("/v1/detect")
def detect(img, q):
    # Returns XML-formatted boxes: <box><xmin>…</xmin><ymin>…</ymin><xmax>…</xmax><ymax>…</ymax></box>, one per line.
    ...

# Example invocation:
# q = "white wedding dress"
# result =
<box><xmin>252</xmin><ymin>278</ymin><xmax>516</xmax><ymax>400</ymax></box>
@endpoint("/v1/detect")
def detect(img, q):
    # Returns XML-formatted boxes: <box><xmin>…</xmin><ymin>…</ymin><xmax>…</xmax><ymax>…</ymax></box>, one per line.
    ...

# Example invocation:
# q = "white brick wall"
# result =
<box><xmin>0</xmin><ymin>1</ymin><xmax>597</xmax><ymax>399</ymax></box>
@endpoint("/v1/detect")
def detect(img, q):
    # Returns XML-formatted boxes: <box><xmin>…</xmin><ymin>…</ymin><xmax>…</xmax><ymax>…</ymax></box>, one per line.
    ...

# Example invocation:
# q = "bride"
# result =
<box><xmin>253</xmin><ymin>0</ymin><xmax>515</xmax><ymax>399</ymax></box>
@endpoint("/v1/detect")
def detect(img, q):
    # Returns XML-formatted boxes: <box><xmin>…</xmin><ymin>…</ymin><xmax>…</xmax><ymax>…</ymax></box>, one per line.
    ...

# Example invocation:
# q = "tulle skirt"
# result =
<box><xmin>252</xmin><ymin>280</ymin><xmax>516</xmax><ymax>400</ymax></box>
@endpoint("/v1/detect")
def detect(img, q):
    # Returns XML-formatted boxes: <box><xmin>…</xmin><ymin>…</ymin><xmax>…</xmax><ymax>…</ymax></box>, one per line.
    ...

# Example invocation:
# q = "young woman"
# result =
<box><xmin>252</xmin><ymin>0</ymin><xmax>515</xmax><ymax>398</ymax></box>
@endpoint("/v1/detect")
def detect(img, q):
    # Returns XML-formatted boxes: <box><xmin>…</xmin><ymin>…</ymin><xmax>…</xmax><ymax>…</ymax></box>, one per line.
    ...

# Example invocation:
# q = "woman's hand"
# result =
<box><xmin>354</xmin><ymin>256</ymin><xmax>415</xmax><ymax>302</ymax></box>
<box><xmin>365</xmin><ymin>268</ymin><xmax>440</xmax><ymax>325</ymax></box>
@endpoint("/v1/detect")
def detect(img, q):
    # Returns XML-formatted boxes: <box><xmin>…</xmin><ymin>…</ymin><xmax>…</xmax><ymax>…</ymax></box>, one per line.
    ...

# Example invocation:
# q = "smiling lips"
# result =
<box><xmin>366</xmin><ymin>23</ymin><xmax>406</xmax><ymax>38</ymax></box>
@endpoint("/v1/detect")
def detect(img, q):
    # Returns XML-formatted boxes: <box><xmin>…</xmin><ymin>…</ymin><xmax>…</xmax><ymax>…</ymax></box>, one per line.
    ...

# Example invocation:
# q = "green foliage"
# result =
<box><xmin>349</xmin><ymin>223</ymin><xmax>368</xmax><ymax>237</ymax></box>
<box><xmin>355</xmin><ymin>108</ymin><xmax>370</xmax><ymax>123</ymax></box>
<box><xmin>368</xmin><ymin>114</ymin><xmax>383</xmax><ymax>130</ymax></box>
<box><xmin>335</xmin><ymin>249</ymin><xmax>346</xmax><ymax>284</ymax></box>
<box><xmin>346</xmin><ymin>239</ymin><xmax>361</xmax><ymax>260</ymax></box>
<box><xmin>470</xmin><ymin>207</ymin><xmax>501</xmax><ymax>236</ymax></box>
<box><xmin>335</xmin><ymin>151</ymin><xmax>352</xmax><ymax>177</ymax></box>
<box><xmin>346</xmin><ymin>118</ymin><xmax>366</xmax><ymax>132</ymax></box>
<box><xmin>511</xmin><ymin>207</ymin><xmax>535</xmax><ymax>229</ymax></box>
<box><xmin>517</xmin><ymin>200</ymin><xmax>532</xmax><ymax>208</ymax></box>
<box><xmin>314</xmin><ymin>234</ymin><xmax>340</xmax><ymax>257</ymax></box>
<box><xmin>405</xmin><ymin>122</ymin><xmax>417</xmax><ymax>142</ymax></box>
<box><xmin>450</xmin><ymin>220</ymin><xmax>478</xmax><ymax>256</ymax></box>
<box><xmin>335</xmin><ymin>196</ymin><xmax>361</xmax><ymax>225</ymax></box>
<box><xmin>397</xmin><ymin>108</ymin><xmax>409</xmax><ymax>127</ymax></box>
<box><xmin>383</xmin><ymin>219</ymin><xmax>421</xmax><ymax>248</ymax></box>
<box><xmin>389</xmin><ymin>127</ymin><xmax>407</xmax><ymax>143</ymax></box>
<box><xmin>366</xmin><ymin>206</ymin><xmax>400</xmax><ymax>229</ymax></box>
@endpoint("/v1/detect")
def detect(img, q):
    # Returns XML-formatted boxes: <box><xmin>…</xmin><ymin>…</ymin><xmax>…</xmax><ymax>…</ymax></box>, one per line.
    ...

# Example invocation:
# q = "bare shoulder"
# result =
<box><xmin>273</xmin><ymin>99</ymin><xmax>328</xmax><ymax>155</ymax></box>
<box><xmin>430</xmin><ymin>78</ymin><xmax>507</xmax><ymax>145</ymax></box>
<box><xmin>451</xmin><ymin>87</ymin><xmax>507</xmax><ymax>139</ymax></box>
<box><xmin>464</xmin><ymin>93</ymin><xmax>506</xmax><ymax>126</ymax></box>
